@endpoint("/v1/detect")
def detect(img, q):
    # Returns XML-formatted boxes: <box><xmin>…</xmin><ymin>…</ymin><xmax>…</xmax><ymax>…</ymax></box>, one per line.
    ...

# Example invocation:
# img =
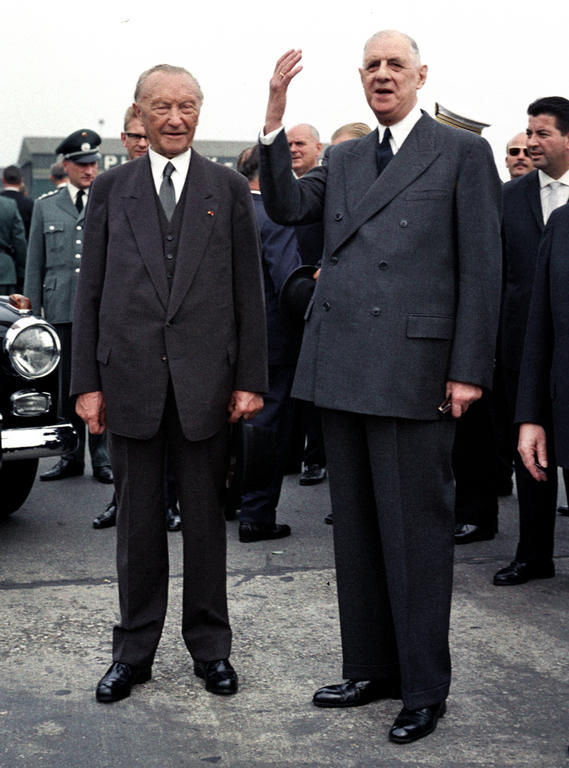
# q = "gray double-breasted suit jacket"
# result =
<box><xmin>0</xmin><ymin>195</ymin><xmax>27</xmax><ymax>289</ymax></box>
<box><xmin>24</xmin><ymin>185</ymin><xmax>86</xmax><ymax>323</ymax></box>
<box><xmin>70</xmin><ymin>151</ymin><xmax>268</xmax><ymax>442</ymax></box>
<box><xmin>260</xmin><ymin>114</ymin><xmax>502</xmax><ymax>417</ymax></box>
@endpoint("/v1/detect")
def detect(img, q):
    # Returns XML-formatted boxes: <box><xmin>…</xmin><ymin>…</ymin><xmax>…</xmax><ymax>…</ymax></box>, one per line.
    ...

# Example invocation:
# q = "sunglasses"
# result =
<box><xmin>508</xmin><ymin>147</ymin><xmax>529</xmax><ymax>157</ymax></box>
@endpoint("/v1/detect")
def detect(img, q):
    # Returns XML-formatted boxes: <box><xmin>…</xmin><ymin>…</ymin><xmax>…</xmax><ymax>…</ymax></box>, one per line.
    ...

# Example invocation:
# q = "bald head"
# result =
<box><xmin>505</xmin><ymin>132</ymin><xmax>533</xmax><ymax>178</ymax></box>
<box><xmin>287</xmin><ymin>123</ymin><xmax>322</xmax><ymax>177</ymax></box>
<box><xmin>363</xmin><ymin>30</ymin><xmax>421</xmax><ymax>66</ymax></box>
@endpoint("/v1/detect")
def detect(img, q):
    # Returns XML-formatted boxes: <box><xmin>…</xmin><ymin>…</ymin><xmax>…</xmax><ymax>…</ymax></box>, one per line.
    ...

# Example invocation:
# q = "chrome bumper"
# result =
<box><xmin>1</xmin><ymin>423</ymin><xmax>78</xmax><ymax>462</ymax></box>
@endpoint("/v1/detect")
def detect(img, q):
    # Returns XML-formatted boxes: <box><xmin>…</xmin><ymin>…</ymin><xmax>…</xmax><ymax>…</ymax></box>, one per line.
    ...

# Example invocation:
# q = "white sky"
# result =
<box><xmin>3</xmin><ymin>0</ymin><xmax>569</xmax><ymax>181</ymax></box>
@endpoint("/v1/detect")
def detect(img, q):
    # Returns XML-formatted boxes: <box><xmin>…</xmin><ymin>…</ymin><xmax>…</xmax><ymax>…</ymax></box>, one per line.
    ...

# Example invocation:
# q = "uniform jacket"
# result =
<box><xmin>0</xmin><ymin>189</ymin><xmax>34</xmax><ymax>237</ymax></box>
<box><xmin>71</xmin><ymin>151</ymin><xmax>268</xmax><ymax>442</ymax></box>
<box><xmin>515</xmin><ymin>203</ymin><xmax>569</xmax><ymax>466</ymax></box>
<box><xmin>259</xmin><ymin>114</ymin><xmax>502</xmax><ymax>420</ymax></box>
<box><xmin>0</xmin><ymin>195</ymin><xmax>27</xmax><ymax>287</ymax></box>
<box><xmin>24</xmin><ymin>186</ymin><xmax>86</xmax><ymax>322</ymax></box>
<box><xmin>252</xmin><ymin>192</ymin><xmax>301</xmax><ymax>365</ymax></box>
<box><xmin>499</xmin><ymin>170</ymin><xmax>544</xmax><ymax>371</ymax></box>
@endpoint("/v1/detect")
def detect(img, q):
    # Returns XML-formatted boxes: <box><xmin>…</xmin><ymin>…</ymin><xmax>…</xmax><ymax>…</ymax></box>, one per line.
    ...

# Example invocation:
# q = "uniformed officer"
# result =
<box><xmin>24</xmin><ymin>129</ymin><xmax>113</xmax><ymax>483</ymax></box>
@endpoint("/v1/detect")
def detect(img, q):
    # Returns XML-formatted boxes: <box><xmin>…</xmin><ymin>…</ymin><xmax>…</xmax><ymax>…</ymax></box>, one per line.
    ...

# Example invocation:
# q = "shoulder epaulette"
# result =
<box><xmin>37</xmin><ymin>187</ymin><xmax>64</xmax><ymax>201</ymax></box>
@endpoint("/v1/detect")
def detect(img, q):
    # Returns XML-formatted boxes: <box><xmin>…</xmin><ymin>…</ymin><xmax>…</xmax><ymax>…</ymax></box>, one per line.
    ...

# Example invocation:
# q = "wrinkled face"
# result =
<box><xmin>63</xmin><ymin>159</ymin><xmax>98</xmax><ymax>189</ymax></box>
<box><xmin>135</xmin><ymin>71</ymin><xmax>201</xmax><ymax>158</ymax></box>
<box><xmin>505</xmin><ymin>133</ymin><xmax>532</xmax><ymax>178</ymax></box>
<box><xmin>359</xmin><ymin>33</ymin><xmax>427</xmax><ymax>126</ymax></box>
<box><xmin>526</xmin><ymin>114</ymin><xmax>569</xmax><ymax>179</ymax></box>
<box><xmin>287</xmin><ymin>125</ymin><xmax>322</xmax><ymax>176</ymax></box>
<box><xmin>121</xmin><ymin>117</ymin><xmax>149</xmax><ymax>160</ymax></box>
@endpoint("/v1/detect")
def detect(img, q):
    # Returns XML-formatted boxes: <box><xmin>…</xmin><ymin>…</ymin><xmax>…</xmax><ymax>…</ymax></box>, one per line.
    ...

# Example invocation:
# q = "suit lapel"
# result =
<box><xmin>167</xmin><ymin>151</ymin><xmax>218</xmax><ymax>321</ymax></box>
<box><xmin>329</xmin><ymin>115</ymin><xmax>441</xmax><ymax>256</ymax></box>
<box><xmin>56</xmin><ymin>186</ymin><xmax>80</xmax><ymax>219</ymax></box>
<box><xmin>122</xmin><ymin>156</ymin><xmax>169</xmax><ymax>309</ymax></box>
<box><xmin>523</xmin><ymin>171</ymin><xmax>544</xmax><ymax>232</ymax></box>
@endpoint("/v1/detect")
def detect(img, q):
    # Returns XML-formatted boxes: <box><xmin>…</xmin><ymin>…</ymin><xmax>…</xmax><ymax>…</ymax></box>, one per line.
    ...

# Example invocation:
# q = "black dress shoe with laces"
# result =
<box><xmin>313</xmin><ymin>679</ymin><xmax>401</xmax><ymax>708</ymax></box>
<box><xmin>454</xmin><ymin>523</ymin><xmax>495</xmax><ymax>545</ymax></box>
<box><xmin>299</xmin><ymin>464</ymin><xmax>327</xmax><ymax>485</ymax></box>
<box><xmin>493</xmin><ymin>559</ymin><xmax>555</xmax><ymax>585</ymax></box>
<box><xmin>93</xmin><ymin>465</ymin><xmax>114</xmax><ymax>484</ymax></box>
<box><xmin>95</xmin><ymin>661</ymin><xmax>152</xmax><ymax>703</ymax></box>
<box><xmin>166</xmin><ymin>506</ymin><xmax>182</xmax><ymax>531</ymax></box>
<box><xmin>93</xmin><ymin>499</ymin><xmax>117</xmax><ymax>529</ymax></box>
<box><xmin>194</xmin><ymin>658</ymin><xmax>238</xmax><ymax>695</ymax></box>
<box><xmin>40</xmin><ymin>457</ymin><xmax>84</xmax><ymax>481</ymax></box>
<box><xmin>389</xmin><ymin>701</ymin><xmax>446</xmax><ymax>743</ymax></box>
<box><xmin>238</xmin><ymin>522</ymin><xmax>291</xmax><ymax>542</ymax></box>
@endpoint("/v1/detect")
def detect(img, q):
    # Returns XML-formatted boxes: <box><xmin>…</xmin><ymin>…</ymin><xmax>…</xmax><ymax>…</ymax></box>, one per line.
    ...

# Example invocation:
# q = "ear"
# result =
<box><xmin>133</xmin><ymin>101</ymin><xmax>142</xmax><ymax>119</ymax></box>
<box><xmin>358</xmin><ymin>67</ymin><xmax>366</xmax><ymax>88</ymax></box>
<box><xmin>417</xmin><ymin>64</ymin><xmax>428</xmax><ymax>90</ymax></box>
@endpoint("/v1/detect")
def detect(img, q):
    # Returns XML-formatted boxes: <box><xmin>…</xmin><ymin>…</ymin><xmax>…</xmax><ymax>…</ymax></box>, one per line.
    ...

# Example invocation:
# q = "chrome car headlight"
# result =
<box><xmin>4</xmin><ymin>316</ymin><xmax>61</xmax><ymax>380</ymax></box>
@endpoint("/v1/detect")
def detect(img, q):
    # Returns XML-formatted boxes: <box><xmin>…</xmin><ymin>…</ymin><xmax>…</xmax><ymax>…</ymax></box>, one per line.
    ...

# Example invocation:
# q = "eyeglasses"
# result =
<box><xmin>508</xmin><ymin>147</ymin><xmax>529</xmax><ymax>157</ymax></box>
<box><xmin>125</xmin><ymin>133</ymin><xmax>148</xmax><ymax>141</ymax></box>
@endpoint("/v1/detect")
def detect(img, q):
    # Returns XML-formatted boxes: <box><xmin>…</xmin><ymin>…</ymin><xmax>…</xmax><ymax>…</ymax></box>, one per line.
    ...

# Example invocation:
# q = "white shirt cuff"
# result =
<box><xmin>259</xmin><ymin>126</ymin><xmax>285</xmax><ymax>145</ymax></box>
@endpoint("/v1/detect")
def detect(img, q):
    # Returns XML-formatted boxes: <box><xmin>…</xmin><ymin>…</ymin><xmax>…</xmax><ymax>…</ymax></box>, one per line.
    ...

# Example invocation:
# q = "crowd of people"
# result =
<box><xmin>0</xmin><ymin>27</ymin><xmax>567</xmax><ymax>746</ymax></box>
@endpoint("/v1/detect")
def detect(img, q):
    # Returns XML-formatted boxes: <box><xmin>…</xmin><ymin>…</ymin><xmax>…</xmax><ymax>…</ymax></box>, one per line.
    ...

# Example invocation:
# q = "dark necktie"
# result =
<box><xmin>376</xmin><ymin>127</ymin><xmax>394</xmax><ymax>175</ymax></box>
<box><xmin>159</xmin><ymin>161</ymin><xmax>176</xmax><ymax>220</ymax></box>
<box><xmin>75</xmin><ymin>189</ymin><xmax>84</xmax><ymax>213</ymax></box>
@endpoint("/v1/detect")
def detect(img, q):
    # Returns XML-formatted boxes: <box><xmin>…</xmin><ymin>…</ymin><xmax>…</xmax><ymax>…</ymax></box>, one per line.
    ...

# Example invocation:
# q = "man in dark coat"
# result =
<box><xmin>71</xmin><ymin>64</ymin><xmax>267</xmax><ymax>704</ymax></box>
<box><xmin>259</xmin><ymin>31</ymin><xmax>501</xmax><ymax>743</ymax></box>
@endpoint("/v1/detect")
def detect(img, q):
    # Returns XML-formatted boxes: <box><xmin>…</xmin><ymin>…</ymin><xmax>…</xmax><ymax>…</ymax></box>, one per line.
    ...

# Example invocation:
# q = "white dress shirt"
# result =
<box><xmin>538</xmin><ymin>168</ymin><xmax>569</xmax><ymax>223</ymax></box>
<box><xmin>148</xmin><ymin>147</ymin><xmax>192</xmax><ymax>202</ymax></box>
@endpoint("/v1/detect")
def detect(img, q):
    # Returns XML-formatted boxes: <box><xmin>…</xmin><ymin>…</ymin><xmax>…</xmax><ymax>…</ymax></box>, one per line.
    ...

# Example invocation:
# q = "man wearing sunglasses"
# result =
<box><xmin>505</xmin><ymin>133</ymin><xmax>533</xmax><ymax>179</ymax></box>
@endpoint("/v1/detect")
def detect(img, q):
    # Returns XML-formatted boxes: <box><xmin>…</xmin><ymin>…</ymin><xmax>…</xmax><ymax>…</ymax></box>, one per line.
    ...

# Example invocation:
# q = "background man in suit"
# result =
<box><xmin>516</xmin><ymin>204</ymin><xmax>569</xmax><ymax>492</ymax></box>
<box><xmin>0</xmin><ymin>194</ymin><xmax>27</xmax><ymax>294</ymax></box>
<box><xmin>71</xmin><ymin>64</ymin><xmax>267</xmax><ymax>704</ymax></box>
<box><xmin>236</xmin><ymin>144</ymin><xmax>300</xmax><ymax>543</ymax></box>
<box><xmin>494</xmin><ymin>97</ymin><xmax>569</xmax><ymax>586</ymax></box>
<box><xmin>259</xmin><ymin>31</ymin><xmax>501</xmax><ymax>743</ymax></box>
<box><xmin>24</xmin><ymin>130</ymin><xmax>112</xmax><ymax>484</ymax></box>
<box><xmin>1</xmin><ymin>165</ymin><xmax>34</xmax><ymax>238</ymax></box>
<box><xmin>505</xmin><ymin>133</ymin><xmax>533</xmax><ymax>179</ymax></box>
<box><xmin>285</xmin><ymin>123</ymin><xmax>327</xmax><ymax>488</ymax></box>
<box><xmin>49</xmin><ymin>163</ymin><xmax>68</xmax><ymax>188</ymax></box>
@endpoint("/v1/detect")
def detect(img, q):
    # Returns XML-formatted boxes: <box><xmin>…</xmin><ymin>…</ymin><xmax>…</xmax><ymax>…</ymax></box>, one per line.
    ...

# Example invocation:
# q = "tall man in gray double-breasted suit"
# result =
<box><xmin>0</xmin><ymin>194</ymin><xmax>26</xmax><ymax>294</ymax></box>
<box><xmin>71</xmin><ymin>65</ymin><xmax>267</xmax><ymax>704</ymax></box>
<box><xmin>24</xmin><ymin>130</ymin><xmax>112</xmax><ymax>483</ymax></box>
<box><xmin>259</xmin><ymin>31</ymin><xmax>502</xmax><ymax>744</ymax></box>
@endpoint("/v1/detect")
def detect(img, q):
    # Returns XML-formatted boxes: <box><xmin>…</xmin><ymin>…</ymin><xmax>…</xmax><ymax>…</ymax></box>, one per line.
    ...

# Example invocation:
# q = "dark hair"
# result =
<box><xmin>50</xmin><ymin>162</ymin><xmax>67</xmax><ymax>181</ymax></box>
<box><xmin>2</xmin><ymin>165</ymin><xmax>22</xmax><ymax>185</ymax></box>
<box><xmin>527</xmin><ymin>97</ymin><xmax>569</xmax><ymax>135</ymax></box>
<box><xmin>236</xmin><ymin>145</ymin><xmax>259</xmax><ymax>181</ymax></box>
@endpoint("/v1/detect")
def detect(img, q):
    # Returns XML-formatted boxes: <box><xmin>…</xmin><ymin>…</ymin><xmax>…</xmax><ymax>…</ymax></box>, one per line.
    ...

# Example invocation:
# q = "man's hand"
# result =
<box><xmin>76</xmin><ymin>391</ymin><xmax>106</xmax><ymax>434</ymax></box>
<box><xmin>444</xmin><ymin>381</ymin><xmax>483</xmax><ymax>419</ymax></box>
<box><xmin>518</xmin><ymin>422</ymin><xmax>548</xmax><ymax>482</ymax></box>
<box><xmin>264</xmin><ymin>49</ymin><xmax>303</xmax><ymax>134</ymax></box>
<box><xmin>227</xmin><ymin>390</ymin><xmax>264</xmax><ymax>423</ymax></box>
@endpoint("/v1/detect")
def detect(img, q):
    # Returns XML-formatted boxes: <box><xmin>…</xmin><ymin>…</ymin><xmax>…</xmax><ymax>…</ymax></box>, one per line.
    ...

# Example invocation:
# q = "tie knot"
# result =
<box><xmin>163</xmin><ymin>161</ymin><xmax>175</xmax><ymax>179</ymax></box>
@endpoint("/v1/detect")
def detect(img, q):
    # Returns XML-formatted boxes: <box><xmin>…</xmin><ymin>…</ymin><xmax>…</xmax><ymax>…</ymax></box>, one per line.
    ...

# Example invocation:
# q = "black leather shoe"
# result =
<box><xmin>40</xmin><ymin>458</ymin><xmax>84</xmax><ymax>481</ymax></box>
<box><xmin>95</xmin><ymin>661</ymin><xmax>152</xmax><ymax>703</ymax></box>
<box><xmin>239</xmin><ymin>522</ymin><xmax>291</xmax><ymax>542</ymax></box>
<box><xmin>313</xmin><ymin>679</ymin><xmax>401</xmax><ymax>708</ymax></box>
<box><xmin>93</xmin><ymin>465</ymin><xmax>114</xmax><ymax>484</ymax></box>
<box><xmin>558</xmin><ymin>505</ymin><xmax>569</xmax><ymax>516</ymax></box>
<box><xmin>299</xmin><ymin>464</ymin><xmax>327</xmax><ymax>485</ymax></box>
<box><xmin>493</xmin><ymin>559</ymin><xmax>555</xmax><ymax>586</ymax></box>
<box><xmin>93</xmin><ymin>499</ymin><xmax>117</xmax><ymax>529</ymax></box>
<box><xmin>194</xmin><ymin>658</ymin><xmax>238</xmax><ymax>695</ymax></box>
<box><xmin>389</xmin><ymin>701</ymin><xmax>446</xmax><ymax>744</ymax></box>
<box><xmin>454</xmin><ymin>523</ymin><xmax>495</xmax><ymax>545</ymax></box>
<box><xmin>166</xmin><ymin>506</ymin><xmax>182</xmax><ymax>531</ymax></box>
<box><xmin>324</xmin><ymin>512</ymin><xmax>333</xmax><ymax>525</ymax></box>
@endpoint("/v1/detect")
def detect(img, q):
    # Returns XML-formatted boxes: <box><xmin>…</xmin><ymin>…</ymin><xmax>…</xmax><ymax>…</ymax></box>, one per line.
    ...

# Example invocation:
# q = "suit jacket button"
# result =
<box><xmin>399</xmin><ymin>219</ymin><xmax>408</xmax><ymax>228</ymax></box>
<box><xmin>161</xmin><ymin>355</ymin><xmax>167</xmax><ymax>362</ymax></box>
<box><xmin>75</xmin><ymin>268</ymin><xmax>80</xmax><ymax>273</ymax></box>
<box><xmin>371</xmin><ymin>307</ymin><xmax>381</xmax><ymax>316</ymax></box>
<box><xmin>334</xmin><ymin>212</ymin><xmax>343</xmax><ymax>221</ymax></box>
<box><xmin>378</xmin><ymin>261</ymin><xmax>388</xmax><ymax>270</ymax></box>
<box><xmin>323</xmin><ymin>301</ymin><xmax>331</xmax><ymax>311</ymax></box>
<box><xmin>330</xmin><ymin>256</ymin><xmax>338</xmax><ymax>264</ymax></box>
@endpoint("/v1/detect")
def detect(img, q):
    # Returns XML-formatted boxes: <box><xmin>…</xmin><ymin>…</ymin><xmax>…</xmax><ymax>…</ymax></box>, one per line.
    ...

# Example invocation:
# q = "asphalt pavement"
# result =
<box><xmin>0</xmin><ymin>458</ymin><xmax>567</xmax><ymax>768</ymax></box>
